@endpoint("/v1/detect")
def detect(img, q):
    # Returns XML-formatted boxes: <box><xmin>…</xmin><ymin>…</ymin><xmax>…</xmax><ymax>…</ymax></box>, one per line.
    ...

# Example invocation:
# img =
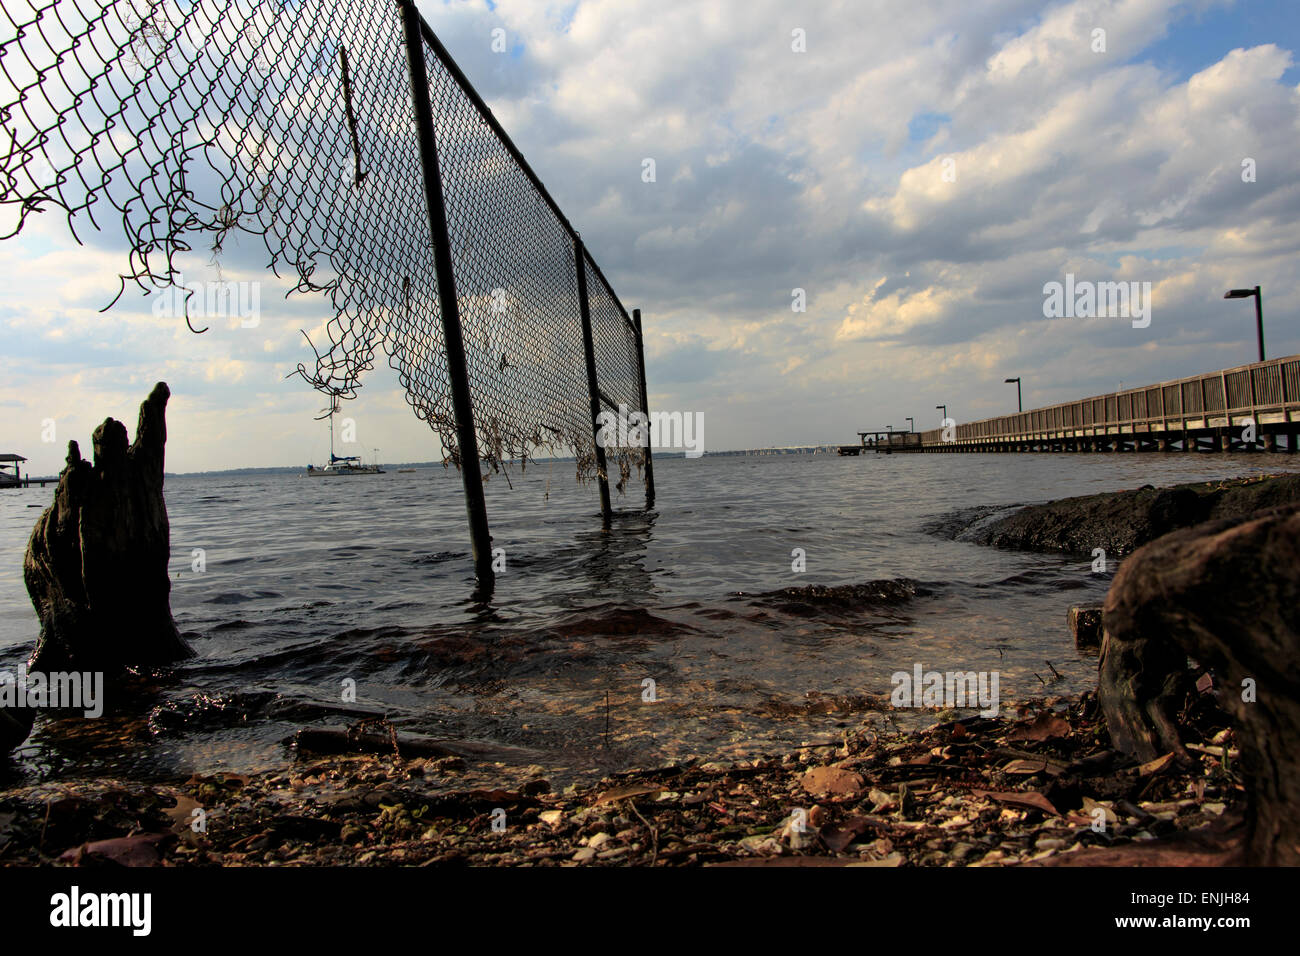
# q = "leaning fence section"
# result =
<box><xmin>416</xmin><ymin>28</ymin><xmax>607</xmax><ymax>479</ymax></box>
<box><xmin>1</xmin><ymin>0</ymin><xmax>653</xmax><ymax>586</ymax></box>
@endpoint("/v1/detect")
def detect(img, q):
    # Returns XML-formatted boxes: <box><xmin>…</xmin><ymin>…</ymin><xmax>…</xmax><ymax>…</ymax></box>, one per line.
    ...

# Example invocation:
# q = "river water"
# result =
<box><xmin>0</xmin><ymin>451</ymin><xmax>1290</xmax><ymax>789</ymax></box>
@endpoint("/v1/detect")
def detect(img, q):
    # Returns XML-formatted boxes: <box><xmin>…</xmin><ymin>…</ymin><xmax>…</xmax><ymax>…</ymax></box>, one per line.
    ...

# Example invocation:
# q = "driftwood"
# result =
<box><xmin>1100</xmin><ymin>504</ymin><xmax>1300</xmax><ymax>865</ymax></box>
<box><xmin>23</xmin><ymin>382</ymin><xmax>192</xmax><ymax>674</ymax></box>
<box><xmin>293</xmin><ymin>728</ymin><xmax>469</xmax><ymax>760</ymax></box>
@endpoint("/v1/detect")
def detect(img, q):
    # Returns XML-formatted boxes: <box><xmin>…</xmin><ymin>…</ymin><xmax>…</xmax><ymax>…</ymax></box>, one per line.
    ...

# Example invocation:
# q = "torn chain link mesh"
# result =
<box><xmin>0</xmin><ymin>0</ymin><xmax>646</xmax><ymax>488</ymax></box>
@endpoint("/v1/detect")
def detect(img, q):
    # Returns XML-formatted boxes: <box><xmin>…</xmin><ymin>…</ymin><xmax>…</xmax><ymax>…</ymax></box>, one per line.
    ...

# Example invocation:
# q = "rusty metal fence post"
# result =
<box><xmin>400</xmin><ymin>0</ymin><xmax>494</xmax><ymax>592</ymax></box>
<box><xmin>632</xmin><ymin>308</ymin><xmax>655</xmax><ymax>508</ymax></box>
<box><xmin>574</xmin><ymin>237</ymin><xmax>613</xmax><ymax>526</ymax></box>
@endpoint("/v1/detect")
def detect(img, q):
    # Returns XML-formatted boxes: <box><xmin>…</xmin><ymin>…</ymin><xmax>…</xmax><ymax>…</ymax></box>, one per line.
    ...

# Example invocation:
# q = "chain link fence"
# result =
<box><xmin>0</xmin><ymin>0</ymin><xmax>649</xmax><ymax>500</ymax></box>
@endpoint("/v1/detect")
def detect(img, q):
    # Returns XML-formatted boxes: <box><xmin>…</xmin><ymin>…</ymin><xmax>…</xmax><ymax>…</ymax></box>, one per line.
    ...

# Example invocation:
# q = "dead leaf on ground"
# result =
<box><xmin>164</xmin><ymin>795</ymin><xmax>203</xmax><ymax>832</ymax></box>
<box><xmin>801</xmin><ymin>766</ymin><xmax>865</xmax><ymax>799</ymax></box>
<box><xmin>1007</xmin><ymin>711</ymin><xmax>1071</xmax><ymax>742</ymax></box>
<box><xmin>821</xmin><ymin>815</ymin><xmax>888</xmax><ymax>852</ymax></box>
<box><xmin>971</xmin><ymin>788</ymin><xmax>1061</xmax><ymax>817</ymax></box>
<box><xmin>1001</xmin><ymin>758</ymin><xmax>1065</xmax><ymax>777</ymax></box>
<box><xmin>1139</xmin><ymin>753</ymin><xmax>1176</xmax><ymax>776</ymax></box>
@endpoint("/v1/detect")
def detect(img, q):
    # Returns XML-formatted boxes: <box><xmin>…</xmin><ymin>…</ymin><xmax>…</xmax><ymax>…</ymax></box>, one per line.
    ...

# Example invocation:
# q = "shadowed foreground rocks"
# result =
<box><xmin>23</xmin><ymin>382</ymin><xmax>192</xmax><ymax>676</ymax></box>
<box><xmin>0</xmin><ymin>700</ymin><xmax>34</xmax><ymax>753</ymax></box>
<box><xmin>1100</xmin><ymin>504</ymin><xmax>1300</xmax><ymax>865</ymax></box>
<box><xmin>969</xmin><ymin>473</ymin><xmax>1300</xmax><ymax>556</ymax></box>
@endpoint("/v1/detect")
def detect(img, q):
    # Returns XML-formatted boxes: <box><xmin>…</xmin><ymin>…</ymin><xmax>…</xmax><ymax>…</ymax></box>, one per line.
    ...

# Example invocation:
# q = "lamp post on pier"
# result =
<box><xmin>1224</xmin><ymin>286</ymin><xmax>1265</xmax><ymax>363</ymax></box>
<box><xmin>1005</xmin><ymin>377</ymin><xmax>1022</xmax><ymax>412</ymax></box>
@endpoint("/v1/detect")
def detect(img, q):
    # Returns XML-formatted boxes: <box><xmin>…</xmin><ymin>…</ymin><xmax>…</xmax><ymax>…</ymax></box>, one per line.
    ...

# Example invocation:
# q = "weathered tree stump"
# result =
<box><xmin>1100</xmin><ymin>504</ymin><xmax>1300</xmax><ymax>865</ymax></box>
<box><xmin>23</xmin><ymin>382</ymin><xmax>193</xmax><ymax>675</ymax></box>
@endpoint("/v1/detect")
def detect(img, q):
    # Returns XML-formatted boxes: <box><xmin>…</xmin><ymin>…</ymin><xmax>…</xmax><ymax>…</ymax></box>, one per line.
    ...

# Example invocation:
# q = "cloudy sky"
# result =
<box><xmin>2</xmin><ymin>0</ymin><xmax>1298</xmax><ymax>474</ymax></box>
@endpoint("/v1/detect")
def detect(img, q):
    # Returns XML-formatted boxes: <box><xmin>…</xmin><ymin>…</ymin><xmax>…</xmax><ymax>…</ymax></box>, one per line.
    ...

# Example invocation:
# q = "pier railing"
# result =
<box><xmin>915</xmin><ymin>355</ymin><xmax>1300</xmax><ymax>449</ymax></box>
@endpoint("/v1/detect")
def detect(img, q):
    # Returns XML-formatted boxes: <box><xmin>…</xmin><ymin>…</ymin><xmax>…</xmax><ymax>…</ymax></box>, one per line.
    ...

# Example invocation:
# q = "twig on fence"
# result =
<box><xmin>340</xmin><ymin>46</ymin><xmax>368</xmax><ymax>187</ymax></box>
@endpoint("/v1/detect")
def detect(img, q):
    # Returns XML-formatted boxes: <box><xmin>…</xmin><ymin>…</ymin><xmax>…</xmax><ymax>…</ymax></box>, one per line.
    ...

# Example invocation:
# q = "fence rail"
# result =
<box><xmin>0</xmin><ymin>0</ymin><xmax>654</xmax><ymax>590</ymax></box>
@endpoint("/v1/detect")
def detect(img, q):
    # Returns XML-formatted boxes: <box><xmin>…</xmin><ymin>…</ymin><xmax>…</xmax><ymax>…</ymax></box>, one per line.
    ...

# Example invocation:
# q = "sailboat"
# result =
<box><xmin>306</xmin><ymin>406</ymin><xmax>384</xmax><ymax>477</ymax></box>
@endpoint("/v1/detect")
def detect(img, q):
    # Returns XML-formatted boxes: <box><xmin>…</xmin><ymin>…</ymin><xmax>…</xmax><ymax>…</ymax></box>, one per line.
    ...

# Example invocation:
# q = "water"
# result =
<box><xmin>0</xmin><ymin>452</ymin><xmax>1291</xmax><ymax>789</ymax></box>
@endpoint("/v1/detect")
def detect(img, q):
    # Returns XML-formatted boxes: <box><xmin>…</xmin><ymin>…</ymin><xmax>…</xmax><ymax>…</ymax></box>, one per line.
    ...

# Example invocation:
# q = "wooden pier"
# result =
<box><xmin>868</xmin><ymin>354</ymin><xmax>1300</xmax><ymax>454</ymax></box>
<box><xmin>0</xmin><ymin>453</ymin><xmax>56</xmax><ymax>487</ymax></box>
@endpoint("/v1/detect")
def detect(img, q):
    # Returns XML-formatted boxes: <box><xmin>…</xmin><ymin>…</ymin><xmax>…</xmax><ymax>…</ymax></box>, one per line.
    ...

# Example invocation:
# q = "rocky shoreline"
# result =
<box><xmin>0</xmin><ymin>687</ymin><xmax>1245</xmax><ymax>867</ymax></box>
<box><xmin>953</xmin><ymin>472</ymin><xmax>1300</xmax><ymax>556</ymax></box>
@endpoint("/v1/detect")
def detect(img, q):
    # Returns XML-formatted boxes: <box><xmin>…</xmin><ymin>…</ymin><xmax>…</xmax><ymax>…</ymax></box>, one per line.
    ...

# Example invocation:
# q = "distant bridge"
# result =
<box><xmin>865</xmin><ymin>354</ymin><xmax>1300</xmax><ymax>454</ymax></box>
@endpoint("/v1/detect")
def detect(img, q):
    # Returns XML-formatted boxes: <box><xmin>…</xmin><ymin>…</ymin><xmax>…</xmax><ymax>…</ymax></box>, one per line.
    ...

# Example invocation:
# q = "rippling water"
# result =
<box><xmin>0</xmin><ymin>452</ymin><xmax>1290</xmax><ymax>789</ymax></box>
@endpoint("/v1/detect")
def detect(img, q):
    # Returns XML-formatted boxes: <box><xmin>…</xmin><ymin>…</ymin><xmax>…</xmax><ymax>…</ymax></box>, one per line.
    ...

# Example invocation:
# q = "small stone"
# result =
<box><xmin>571</xmin><ymin>846</ymin><xmax>597</xmax><ymax>863</ymax></box>
<box><xmin>780</xmin><ymin>818</ymin><xmax>816</xmax><ymax>850</ymax></box>
<box><xmin>897</xmin><ymin>783</ymin><xmax>917</xmax><ymax>819</ymax></box>
<box><xmin>737</xmin><ymin>834</ymin><xmax>782</xmax><ymax>855</ymax></box>
<box><xmin>538</xmin><ymin>810</ymin><xmax>564</xmax><ymax>827</ymax></box>
<box><xmin>868</xmin><ymin>788</ymin><xmax>895</xmax><ymax>811</ymax></box>
<box><xmin>587</xmin><ymin>832</ymin><xmax>611</xmax><ymax>849</ymax></box>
